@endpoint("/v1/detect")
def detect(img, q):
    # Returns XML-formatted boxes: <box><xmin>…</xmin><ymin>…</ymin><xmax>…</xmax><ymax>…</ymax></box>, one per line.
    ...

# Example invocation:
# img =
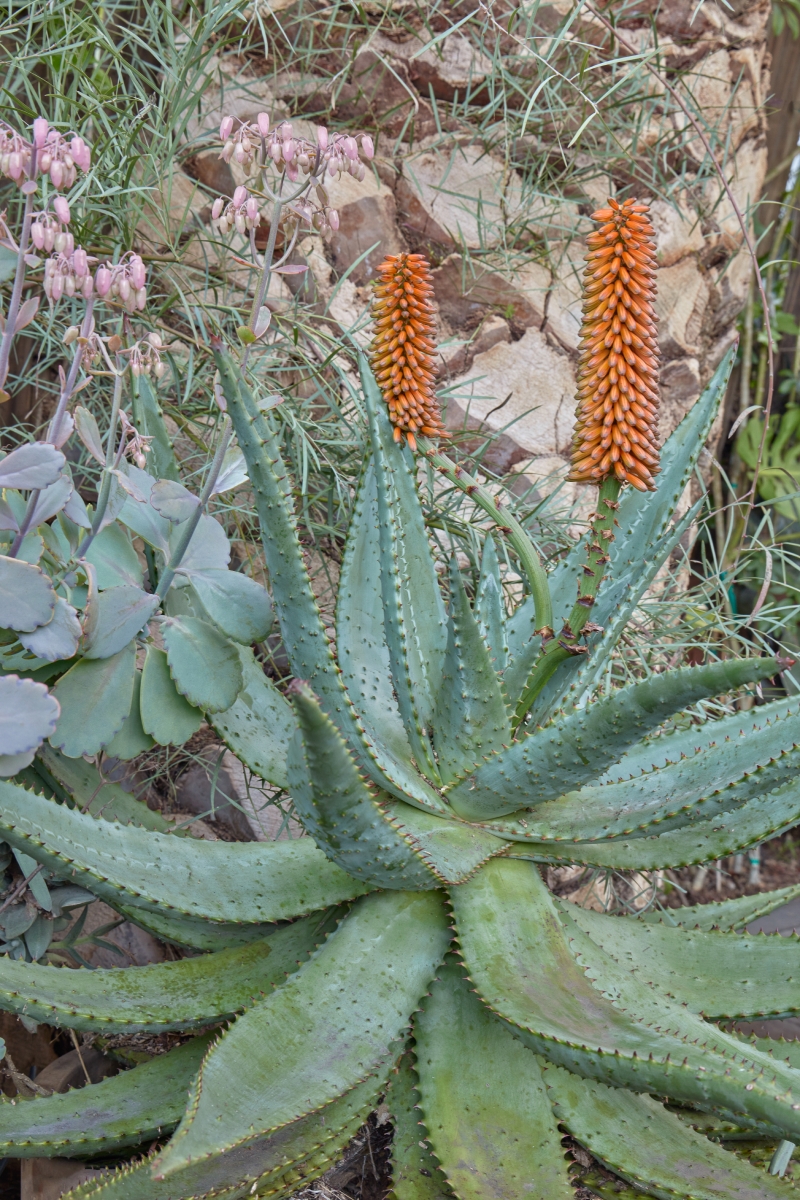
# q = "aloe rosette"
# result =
<box><xmin>0</xmin><ymin>345</ymin><xmax>800</xmax><ymax>1199</ymax></box>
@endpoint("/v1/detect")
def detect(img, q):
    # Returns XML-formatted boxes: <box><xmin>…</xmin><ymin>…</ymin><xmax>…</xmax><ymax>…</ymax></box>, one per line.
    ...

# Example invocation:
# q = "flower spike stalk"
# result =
<box><xmin>569</xmin><ymin>198</ymin><xmax>660</xmax><ymax>492</ymax></box>
<box><xmin>370</xmin><ymin>253</ymin><xmax>448</xmax><ymax>451</ymax></box>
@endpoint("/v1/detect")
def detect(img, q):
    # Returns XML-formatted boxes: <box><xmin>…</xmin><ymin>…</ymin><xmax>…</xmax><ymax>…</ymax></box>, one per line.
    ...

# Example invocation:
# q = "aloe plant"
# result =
<box><xmin>1</xmin><ymin>342</ymin><xmax>800</xmax><ymax>1198</ymax></box>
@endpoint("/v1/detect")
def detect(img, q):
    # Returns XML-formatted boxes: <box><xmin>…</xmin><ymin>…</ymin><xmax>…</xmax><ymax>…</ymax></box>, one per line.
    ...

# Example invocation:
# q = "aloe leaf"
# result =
<box><xmin>161</xmin><ymin>616</ymin><xmax>242</xmax><ymax>712</ymax></box>
<box><xmin>35</xmin><ymin>744</ymin><xmax>168</xmax><ymax>831</ymax></box>
<box><xmin>140</xmin><ymin>645</ymin><xmax>203</xmax><ymax>746</ymax></box>
<box><xmin>387</xmin><ymin>1054</ymin><xmax>455</xmax><ymax>1200</ymax></box>
<box><xmin>565</xmin><ymin>902</ymin><xmax>800</xmax><ymax>1020</ymax></box>
<box><xmin>506</xmin><ymin>351</ymin><xmax>731</xmax><ymax>718</ymax></box>
<box><xmin>185</xmin><ymin>569</ymin><xmax>273</xmax><ymax>643</ymax></box>
<box><xmin>210</xmin><ymin>645</ymin><xmax>295</xmax><ymax>789</ymax></box>
<box><xmin>491</xmin><ymin>699</ymin><xmax>800</xmax><ymax>844</ymax></box>
<box><xmin>82</xmin><ymin>523</ymin><xmax>144</xmax><ymax>589</ymax></box>
<box><xmin>503</xmin><ymin>777</ymin><xmax>800</xmax><ymax>869</ymax></box>
<box><xmin>50</xmin><ymin>644</ymin><xmax>136</xmax><ymax>757</ymax></box>
<box><xmin>452</xmin><ymin>857</ymin><xmax>800</xmax><ymax>1139</ymax></box>
<box><xmin>363</xmin><ymin>360</ymin><xmax>445</xmax><ymax>782</ymax></box>
<box><xmin>155</xmin><ymin>890</ymin><xmax>451</xmax><ymax>1179</ymax></box>
<box><xmin>637</xmin><ymin>884</ymin><xmax>800</xmax><ymax>932</ymax></box>
<box><xmin>447</xmin><ymin>657</ymin><xmax>779</xmax><ymax>820</ymax></box>
<box><xmin>287</xmin><ymin>682</ymin><xmax>438</xmax><ymax>890</ymax></box>
<box><xmin>476</xmin><ymin>535</ymin><xmax>507</xmax><ymax>674</ymax></box>
<box><xmin>0</xmin><ymin>778</ymin><xmax>371</xmax><ymax>922</ymax></box>
<box><xmin>336</xmin><ymin>460</ymin><xmax>415</xmax><ymax>768</ymax></box>
<box><xmin>381</xmin><ymin>799</ymin><xmax>508</xmax><ymax>884</ymax></box>
<box><xmin>0</xmin><ymin>912</ymin><xmax>340</xmax><ymax>1033</ymax></box>
<box><xmin>82</xmin><ymin>585</ymin><xmax>159</xmax><ymax>660</ymax></box>
<box><xmin>64</xmin><ymin>1066</ymin><xmax>389</xmax><ymax>1200</ymax></box>
<box><xmin>214</xmin><ymin>346</ymin><xmax>444</xmax><ymax>814</ymax></box>
<box><xmin>414</xmin><ymin>959</ymin><xmax>573</xmax><ymax>1200</ymax></box>
<box><xmin>544</xmin><ymin>1062</ymin><xmax>793</xmax><ymax>1200</ymax></box>
<box><xmin>132</xmin><ymin>374</ymin><xmax>180</xmax><ymax>482</ymax></box>
<box><xmin>0</xmin><ymin>1033</ymin><xmax>212</xmax><ymax>1156</ymax></box>
<box><xmin>0</xmin><ymin>555</ymin><xmax>56</xmax><ymax>631</ymax></box>
<box><xmin>104</xmin><ymin>671</ymin><xmax>156</xmax><ymax>760</ymax></box>
<box><xmin>432</xmin><ymin>559</ymin><xmax>511</xmax><ymax>785</ymax></box>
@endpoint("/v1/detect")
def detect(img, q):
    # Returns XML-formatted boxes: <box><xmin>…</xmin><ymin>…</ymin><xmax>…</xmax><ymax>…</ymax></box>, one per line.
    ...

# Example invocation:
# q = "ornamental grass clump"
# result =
<box><xmin>2</xmin><ymin>181</ymin><xmax>800</xmax><ymax>1200</ymax></box>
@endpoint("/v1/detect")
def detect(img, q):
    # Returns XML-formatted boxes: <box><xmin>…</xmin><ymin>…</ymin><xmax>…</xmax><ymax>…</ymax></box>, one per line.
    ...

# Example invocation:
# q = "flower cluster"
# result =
<box><xmin>218</xmin><ymin>114</ymin><xmax>373</xmax><ymax>184</ymax></box>
<box><xmin>0</xmin><ymin>119</ymin><xmax>90</xmax><ymax>187</ymax></box>
<box><xmin>127</xmin><ymin>332</ymin><xmax>167</xmax><ymax>380</ymax></box>
<box><xmin>211</xmin><ymin>181</ymin><xmax>341</xmax><ymax>241</ymax></box>
<box><xmin>370</xmin><ymin>253</ymin><xmax>448</xmax><ymax>451</ymax></box>
<box><xmin>44</xmin><ymin>248</ymin><xmax>95</xmax><ymax>302</ymax></box>
<box><xmin>95</xmin><ymin>253</ymin><xmax>148</xmax><ymax>312</ymax></box>
<box><xmin>211</xmin><ymin>186</ymin><xmax>261</xmax><ymax>236</ymax></box>
<box><xmin>568</xmin><ymin>197</ymin><xmax>660</xmax><ymax>492</ymax></box>
<box><xmin>118</xmin><ymin>410</ymin><xmax>153</xmax><ymax>469</ymax></box>
<box><xmin>31</xmin><ymin>198</ymin><xmax>73</xmax><ymax>253</ymax></box>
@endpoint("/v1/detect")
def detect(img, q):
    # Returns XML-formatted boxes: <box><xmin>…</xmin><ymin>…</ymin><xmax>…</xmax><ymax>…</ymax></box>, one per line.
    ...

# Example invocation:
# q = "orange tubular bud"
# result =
<box><xmin>369</xmin><ymin>253</ymin><xmax>448</xmax><ymax>451</ymax></box>
<box><xmin>568</xmin><ymin>198</ymin><xmax>661</xmax><ymax>492</ymax></box>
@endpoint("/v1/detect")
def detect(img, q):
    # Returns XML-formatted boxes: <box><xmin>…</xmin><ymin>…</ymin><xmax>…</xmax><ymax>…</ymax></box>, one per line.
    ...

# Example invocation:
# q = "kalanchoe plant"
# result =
<box><xmin>1</xmin><ymin>208</ymin><xmax>800</xmax><ymax>1196</ymax></box>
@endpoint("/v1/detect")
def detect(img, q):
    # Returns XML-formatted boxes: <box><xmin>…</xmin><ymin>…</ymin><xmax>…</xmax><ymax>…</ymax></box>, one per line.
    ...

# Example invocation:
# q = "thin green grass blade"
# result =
<box><xmin>154</xmin><ymin>890</ymin><xmax>450</xmax><ymax>1179</ymax></box>
<box><xmin>447</xmin><ymin>658</ymin><xmax>778</xmax><ymax>820</ymax></box>
<box><xmin>0</xmin><ymin>778</ymin><xmax>371</xmax><ymax>922</ymax></box>
<box><xmin>0</xmin><ymin>1033</ymin><xmax>212</xmax><ymax>1157</ymax></box>
<box><xmin>414</xmin><ymin>958</ymin><xmax>573</xmax><ymax>1199</ymax></box>
<box><xmin>544</xmin><ymin>1062</ymin><xmax>794</xmax><ymax>1200</ymax></box>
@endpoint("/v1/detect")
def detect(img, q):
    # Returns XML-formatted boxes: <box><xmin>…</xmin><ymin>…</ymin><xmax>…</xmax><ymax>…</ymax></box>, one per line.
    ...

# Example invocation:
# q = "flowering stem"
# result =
<box><xmin>0</xmin><ymin>148</ymin><xmax>37</xmax><ymax>394</ymax></box>
<box><xmin>7</xmin><ymin>304</ymin><xmax>94</xmax><ymax>560</ymax></box>
<box><xmin>76</xmin><ymin>361</ymin><xmax>125</xmax><ymax>561</ymax></box>
<box><xmin>242</xmin><ymin>196</ymin><xmax>283</xmax><ymax>370</ymax></box>
<box><xmin>512</xmin><ymin>475</ymin><xmax>622</xmax><ymax>730</ymax></box>
<box><xmin>155</xmin><ymin>416</ymin><xmax>232</xmax><ymax>600</ymax></box>
<box><xmin>420</xmin><ymin>438</ymin><xmax>553</xmax><ymax>638</ymax></box>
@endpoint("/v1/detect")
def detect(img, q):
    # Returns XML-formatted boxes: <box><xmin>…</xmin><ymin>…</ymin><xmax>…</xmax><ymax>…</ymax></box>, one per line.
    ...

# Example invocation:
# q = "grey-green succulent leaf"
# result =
<box><xmin>18</xmin><ymin>596</ymin><xmax>81</xmax><ymax>661</ymax></box>
<box><xmin>50</xmin><ymin>643</ymin><xmax>136</xmax><ymax>757</ymax></box>
<box><xmin>34</xmin><ymin>744</ymin><xmax>170</xmax><ymax>831</ymax></box>
<box><xmin>0</xmin><ymin>555</ymin><xmax>57</xmax><ymax>632</ymax></box>
<box><xmin>154</xmin><ymin>890</ymin><xmax>451</xmax><ymax>1178</ymax></box>
<box><xmin>0</xmin><ymin>675</ymin><xmax>60</xmax><ymax>756</ymax></box>
<box><xmin>380</xmin><ymin>799</ymin><xmax>508</xmax><ymax>884</ymax></box>
<box><xmin>476</xmin><ymin>535</ymin><xmax>508</xmax><ymax>675</ymax></box>
<box><xmin>0</xmin><ymin>1033</ymin><xmax>213</xmax><ymax>1157</ymax></box>
<box><xmin>387</xmin><ymin>1054</ymin><xmax>455</xmax><ymax>1200</ymax></box>
<box><xmin>104</xmin><ymin>670</ymin><xmax>156</xmax><ymax>760</ymax></box>
<box><xmin>432</xmin><ymin>558</ymin><xmax>511</xmax><ymax>784</ymax></box>
<box><xmin>185</xmin><ymin>568</ymin><xmax>273</xmax><ymax>643</ymax></box>
<box><xmin>131</xmin><ymin>374</ymin><xmax>180</xmax><ymax>483</ymax></box>
<box><xmin>447</xmin><ymin>657</ymin><xmax>779</xmax><ymax>820</ymax></box>
<box><xmin>0</xmin><ymin>778</ymin><xmax>372</xmax><ymax>923</ymax></box>
<box><xmin>414</xmin><ymin>958</ymin><xmax>574</xmax><ymax>1200</ymax></box>
<box><xmin>210</xmin><ymin>644</ymin><xmax>295</xmax><ymax>789</ymax></box>
<box><xmin>83</xmin><ymin>523</ymin><xmax>144</xmax><ymax>590</ymax></box>
<box><xmin>288</xmin><ymin>682</ymin><xmax>439</xmax><ymax>890</ymax></box>
<box><xmin>544</xmin><ymin>1062</ymin><xmax>794</xmax><ymax>1200</ymax></box>
<box><xmin>161</xmin><ymin>616</ymin><xmax>243</xmax><ymax>712</ymax></box>
<box><xmin>636</xmin><ymin>883</ymin><xmax>800</xmax><ymax>932</ymax></box>
<box><xmin>140</xmin><ymin>645</ymin><xmax>203</xmax><ymax>746</ymax></box>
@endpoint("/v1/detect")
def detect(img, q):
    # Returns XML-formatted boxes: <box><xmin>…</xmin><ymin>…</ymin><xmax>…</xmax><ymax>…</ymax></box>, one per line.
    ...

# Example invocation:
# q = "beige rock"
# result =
<box><xmin>185</xmin><ymin>56</ymin><xmax>276</xmax><ymax>143</ymax></box>
<box><xmin>223</xmin><ymin>752</ymin><xmax>304</xmax><ymax>841</ymax></box>
<box><xmin>326</xmin><ymin>169</ymin><xmax>402</xmax><ymax>284</ymax></box>
<box><xmin>659</xmin><ymin>357</ymin><xmax>701</xmax><ymax>443</ymax></box>
<box><xmin>136</xmin><ymin>168</ymin><xmax>205</xmax><ymax>252</ymax></box>
<box><xmin>545</xmin><ymin>241</ymin><xmax>585</xmax><ymax>352</ymax></box>
<box><xmin>708</xmin><ymin>245</ymin><xmax>752</xmax><ymax>334</ymax></box>
<box><xmin>21</xmin><ymin>1159</ymin><xmax>105</xmax><ymax>1200</ymax></box>
<box><xmin>444</xmin><ymin>328</ymin><xmax>577</xmax><ymax>471</ymax></box>
<box><xmin>648</xmin><ymin>196</ymin><xmax>704</xmax><ymax>266</ymax></box>
<box><xmin>76</xmin><ymin>900</ymin><xmax>167</xmax><ymax>969</ymax></box>
<box><xmin>371</xmin><ymin>31</ymin><xmax>493</xmax><ymax>100</ymax></box>
<box><xmin>703</xmin><ymin>137</ymin><xmax>768</xmax><ymax>251</ymax></box>
<box><xmin>655</xmin><ymin>259</ymin><xmax>709</xmax><ymax>357</ymax></box>
<box><xmin>191</xmin><ymin>149</ymin><xmax>235</xmax><ymax>200</ymax></box>
<box><xmin>396</xmin><ymin>140</ymin><xmax>522</xmax><ymax>248</ymax></box>
<box><xmin>439</xmin><ymin>314</ymin><xmax>511</xmax><ymax>375</ymax></box>
<box><xmin>432</xmin><ymin>253</ymin><xmax>550</xmax><ymax>331</ymax></box>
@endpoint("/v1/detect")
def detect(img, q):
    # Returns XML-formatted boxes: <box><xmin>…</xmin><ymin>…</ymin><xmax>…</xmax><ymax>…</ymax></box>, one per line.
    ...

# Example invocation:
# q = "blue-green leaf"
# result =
<box><xmin>50</xmin><ymin>645</ymin><xmax>136</xmax><ymax>757</ymax></box>
<box><xmin>140</xmin><ymin>645</ymin><xmax>203</xmax><ymax>746</ymax></box>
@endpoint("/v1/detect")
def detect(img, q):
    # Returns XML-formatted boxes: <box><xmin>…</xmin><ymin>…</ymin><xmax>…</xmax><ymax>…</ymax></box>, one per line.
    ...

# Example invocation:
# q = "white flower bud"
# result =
<box><xmin>63</xmin><ymin>325</ymin><xmax>80</xmax><ymax>345</ymax></box>
<box><xmin>211</xmin><ymin>196</ymin><xmax>224</xmax><ymax>220</ymax></box>
<box><xmin>136</xmin><ymin>287</ymin><xmax>147</xmax><ymax>310</ymax></box>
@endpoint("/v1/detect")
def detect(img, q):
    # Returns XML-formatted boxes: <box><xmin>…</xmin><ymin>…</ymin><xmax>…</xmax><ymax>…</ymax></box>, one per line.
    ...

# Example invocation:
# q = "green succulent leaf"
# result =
<box><xmin>113</xmin><ymin>905</ymin><xmax>286</xmax><ymax>951</ymax></box>
<box><xmin>50</xmin><ymin>644</ymin><xmax>136</xmax><ymax>757</ymax></box>
<box><xmin>565</xmin><ymin>901</ymin><xmax>800</xmax><ymax>1020</ymax></box>
<box><xmin>432</xmin><ymin>558</ymin><xmax>511</xmax><ymax>785</ymax></box>
<box><xmin>387</xmin><ymin>1054</ymin><xmax>455</xmax><ymax>1200</ymax></box>
<box><xmin>154</xmin><ymin>890</ymin><xmax>451</xmax><ymax>1179</ymax></box>
<box><xmin>0</xmin><ymin>442</ymin><xmax>65</xmax><ymax>490</ymax></box>
<box><xmin>104</xmin><ymin>670</ymin><xmax>156</xmax><ymax>760</ymax></box>
<box><xmin>117</xmin><ymin>467</ymin><xmax>171</xmax><ymax>554</ymax></box>
<box><xmin>82</xmin><ymin>585</ymin><xmax>159</xmax><ymax>660</ymax></box>
<box><xmin>132</xmin><ymin>374</ymin><xmax>180</xmax><ymax>482</ymax></box>
<box><xmin>0</xmin><ymin>675</ymin><xmax>60</xmax><ymax>756</ymax></box>
<box><xmin>0</xmin><ymin>778</ymin><xmax>372</xmax><ymax>924</ymax></box>
<box><xmin>168</xmin><ymin>512</ymin><xmax>231</xmax><ymax>572</ymax></box>
<box><xmin>34</xmin><ymin>743</ymin><xmax>168</xmax><ymax>830</ymax></box>
<box><xmin>544</xmin><ymin>1062</ymin><xmax>794</xmax><ymax>1200</ymax></box>
<box><xmin>83</xmin><ymin>523</ymin><xmax>144</xmax><ymax>590</ymax></box>
<box><xmin>447</xmin><ymin>657</ymin><xmax>779</xmax><ymax>820</ymax></box>
<box><xmin>185</xmin><ymin>568</ymin><xmax>273</xmax><ymax>643</ymax></box>
<box><xmin>18</xmin><ymin>596</ymin><xmax>81</xmax><ymax>661</ymax></box>
<box><xmin>0</xmin><ymin>916</ymin><xmax>340</xmax><ymax>1032</ymax></box>
<box><xmin>452</xmin><ymin>858</ymin><xmax>800</xmax><ymax>1139</ymax></box>
<box><xmin>161</xmin><ymin>616</ymin><xmax>243</xmax><ymax>712</ymax></box>
<box><xmin>150</xmin><ymin>479</ymin><xmax>200</xmax><ymax>524</ymax></box>
<box><xmin>210</xmin><ymin>644</ymin><xmax>295</xmax><ymax>790</ymax></box>
<box><xmin>287</xmin><ymin>682</ymin><xmax>439</xmax><ymax>890</ymax></box>
<box><xmin>214</xmin><ymin>347</ymin><xmax>444</xmax><ymax>815</ymax></box>
<box><xmin>414</xmin><ymin>958</ymin><xmax>573</xmax><ymax>1200</ymax></box>
<box><xmin>637</xmin><ymin>884</ymin><xmax>800</xmax><ymax>932</ymax></box>
<box><xmin>380</xmin><ymin>799</ymin><xmax>508</xmax><ymax>884</ymax></box>
<box><xmin>0</xmin><ymin>1033</ymin><xmax>213</xmax><ymax>1157</ymax></box>
<box><xmin>0</xmin><ymin>555</ymin><xmax>56</xmax><ymax>632</ymax></box>
<box><xmin>140</xmin><ymin>645</ymin><xmax>203</xmax><ymax>746</ymax></box>
<box><xmin>476</xmin><ymin>535</ymin><xmax>508</xmax><ymax>675</ymax></box>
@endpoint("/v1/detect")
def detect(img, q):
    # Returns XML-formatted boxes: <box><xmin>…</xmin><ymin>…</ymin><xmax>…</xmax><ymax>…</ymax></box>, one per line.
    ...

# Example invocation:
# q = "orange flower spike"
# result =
<box><xmin>568</xmin><ymin>198</ymin><xmax>661</xmax><ymax>492</ymax></box>
<box><xmin>370</xmin><ymin>252</ymin><xmax>448</xmax><ymax>451</ymax></box>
